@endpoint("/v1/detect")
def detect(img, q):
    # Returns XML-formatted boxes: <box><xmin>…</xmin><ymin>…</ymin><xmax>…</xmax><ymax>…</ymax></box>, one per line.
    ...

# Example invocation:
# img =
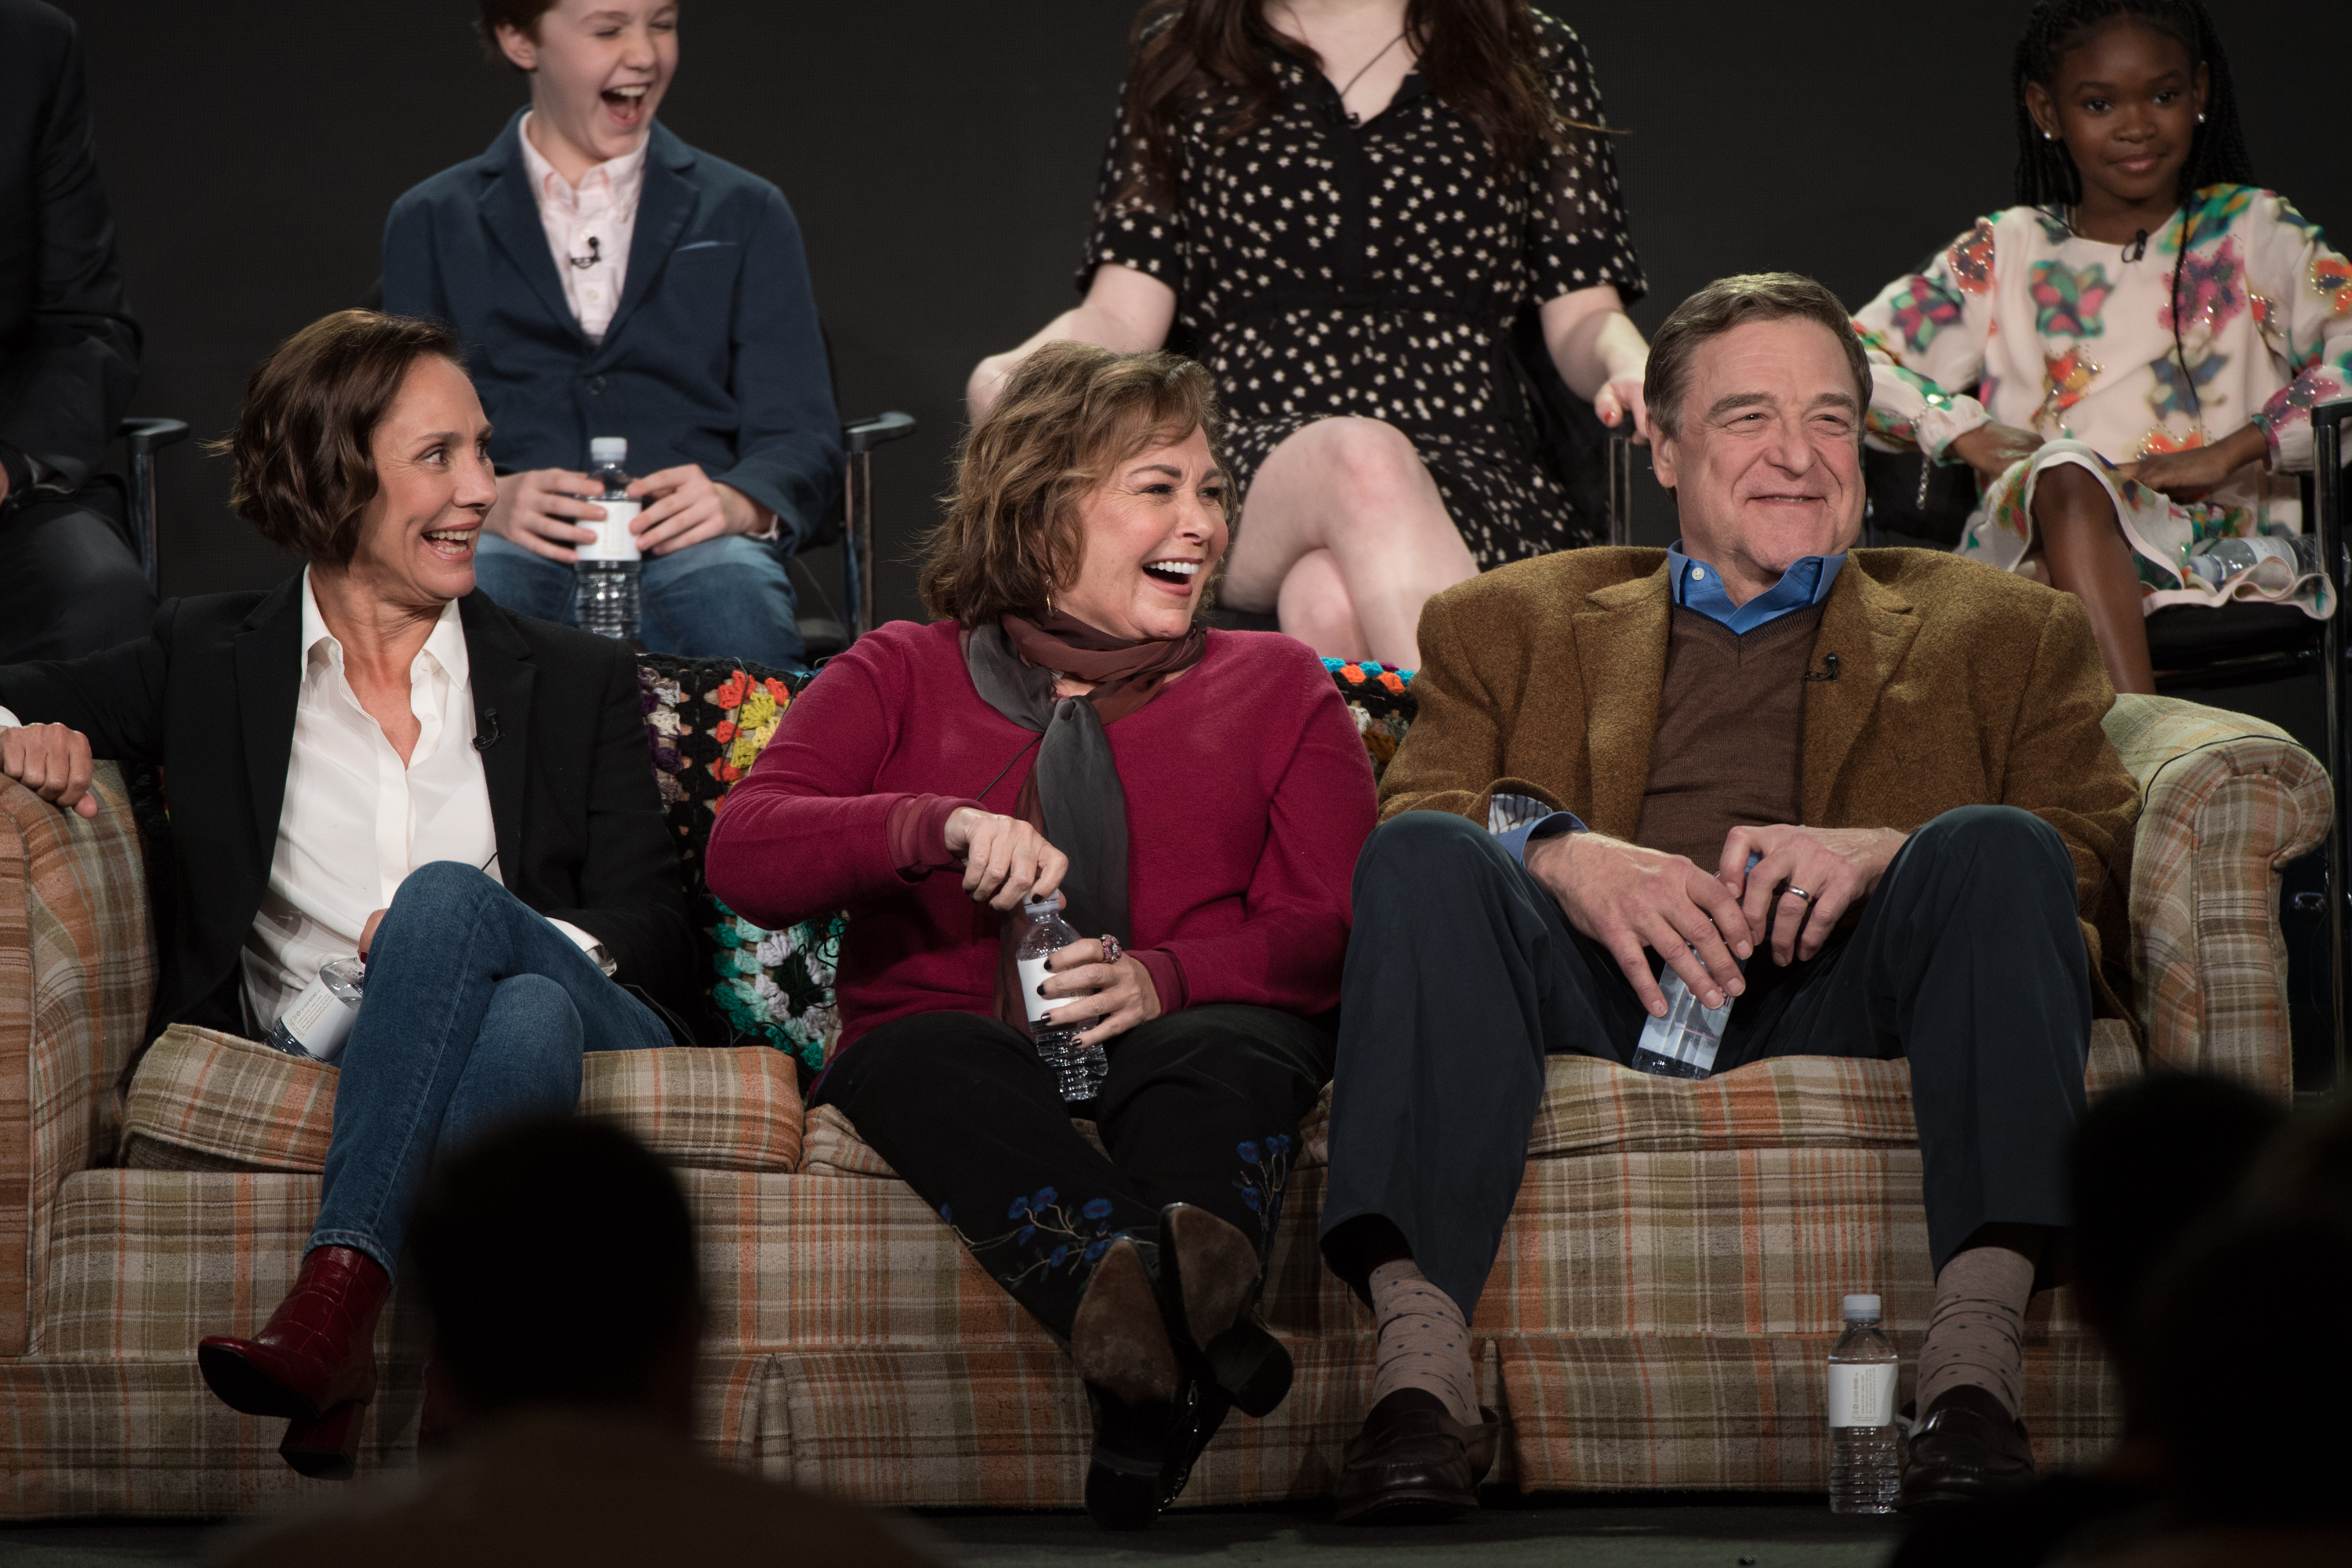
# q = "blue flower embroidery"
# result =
<box><xmin>949</xmin><ymin>1185</ymin><xmax>1131</xmax><ymax>1291</ymax></box>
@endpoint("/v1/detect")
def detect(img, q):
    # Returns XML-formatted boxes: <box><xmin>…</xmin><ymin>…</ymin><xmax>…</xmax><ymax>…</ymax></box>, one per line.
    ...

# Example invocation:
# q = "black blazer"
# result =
<box><xmin>0</xmin><ymin>0</ymin><xmax>140</xmax><ymax>492</ymax></box>
<box><xmin>383</xmin><ymin>112</ymin><xmax>841</xmax><ymax>547</ymax></box>
<box><xmin>0</xmin><ymin>578</ymin><xmax>697</xmax><ymax>1044</ymax></box>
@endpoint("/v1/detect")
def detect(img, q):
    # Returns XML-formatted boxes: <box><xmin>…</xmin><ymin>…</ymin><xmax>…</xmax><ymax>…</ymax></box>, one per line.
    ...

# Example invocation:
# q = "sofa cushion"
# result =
<box><xmin>797</xmin><ymin>1018</ymin><xmax>2139</xmax><ymax>1181</ymax></box>
<box><xmin>119</xmin><ymin>1025</ymin><xmax>804</xmax><ymax>1175</ymax></box>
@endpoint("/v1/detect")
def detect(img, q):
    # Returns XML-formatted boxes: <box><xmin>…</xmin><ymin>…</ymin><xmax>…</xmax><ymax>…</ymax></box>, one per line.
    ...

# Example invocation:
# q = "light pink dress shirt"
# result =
<box><xmin>517</xmin><ymin>113</ymin><xmax>648</xmax><ymax>345</ymax></box>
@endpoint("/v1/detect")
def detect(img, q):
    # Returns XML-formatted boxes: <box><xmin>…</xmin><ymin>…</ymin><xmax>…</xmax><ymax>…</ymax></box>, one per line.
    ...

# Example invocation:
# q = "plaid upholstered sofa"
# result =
<box><xmin>0</xmin><ymin>652</ymin><xmax>2325</xmax><ymax>1519</ymax></box>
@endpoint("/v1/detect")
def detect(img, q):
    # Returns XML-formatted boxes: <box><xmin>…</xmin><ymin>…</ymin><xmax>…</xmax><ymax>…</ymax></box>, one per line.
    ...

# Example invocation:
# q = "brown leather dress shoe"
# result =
<box><xmin>198</xmin><ymin>1245</ymin><xmax>390</xmax><ymax>1420</ymax></box>
<box><xmin>1334</xmin><ymin>1388</ymin><xmax>1502</xmax><ymax>1525</ymax></box>
<box><xmin>1900</xmin><ymin>1384</ymin><xmax>2036</xmax><ymax>1512</ymax></box>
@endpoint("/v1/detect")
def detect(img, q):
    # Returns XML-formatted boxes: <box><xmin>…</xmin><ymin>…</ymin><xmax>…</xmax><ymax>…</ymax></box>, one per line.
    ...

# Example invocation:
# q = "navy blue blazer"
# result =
<box><xmin>383</xmin><ymin>112</ymin><xmax>841</xmax><ymax>548</ymax></box>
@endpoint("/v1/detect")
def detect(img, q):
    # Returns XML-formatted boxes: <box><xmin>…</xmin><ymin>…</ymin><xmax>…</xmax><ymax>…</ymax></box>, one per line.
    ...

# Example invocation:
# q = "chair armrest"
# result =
<box><xmin>118</xmin><ymin>417</ymin><xmax>191</xmax><ymax>457</ymax></box>
<box><xmin>0</xmin><ymin>764</ymin><xmax>154</xmax><ymax>1355</ymax></box>
<box><xmin>2102</xmin><ymin>694</ymin><xmax>2329</xmax><ymax>1096</ymax></box>
<box><xmin>843</xmin><ymin>411</ymin><xmax>916</xmax><ymax>455</ymax></box>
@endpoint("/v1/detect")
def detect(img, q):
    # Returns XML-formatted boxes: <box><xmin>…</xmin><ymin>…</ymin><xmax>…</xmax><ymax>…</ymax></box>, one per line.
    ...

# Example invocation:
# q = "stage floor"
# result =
<box><xmin>0</xmin><ymin>1498</ymin><xmax>1904</xmax><ymax>1566</ymax></box>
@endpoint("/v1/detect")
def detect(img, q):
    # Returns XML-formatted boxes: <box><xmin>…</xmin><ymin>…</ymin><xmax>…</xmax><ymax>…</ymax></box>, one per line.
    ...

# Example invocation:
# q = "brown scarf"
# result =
<box><xmin>965</xmin><ymin>610</ymin><xmax>1207</xmax><ymax>1033</ymax></box>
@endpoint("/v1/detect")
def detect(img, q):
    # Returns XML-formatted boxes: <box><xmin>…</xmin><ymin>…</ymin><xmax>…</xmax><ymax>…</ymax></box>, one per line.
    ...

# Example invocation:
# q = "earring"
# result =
<box><xmin>2042</xmin><ymin>129</ymin><xmax>2056</xmax><ymax>142</ymax></box>
<box><xmin>2197</xmin><ymin>111</ymin><xmax>2206</xmax><ymax>125</ymax></box>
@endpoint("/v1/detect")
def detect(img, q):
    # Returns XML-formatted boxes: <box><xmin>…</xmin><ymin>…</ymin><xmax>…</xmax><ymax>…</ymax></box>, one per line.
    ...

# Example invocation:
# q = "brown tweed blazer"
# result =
<box><xmin>1380</xmin><ymin>547</ymin><xmax>2141</xmax><ymax>1016</ymax></box>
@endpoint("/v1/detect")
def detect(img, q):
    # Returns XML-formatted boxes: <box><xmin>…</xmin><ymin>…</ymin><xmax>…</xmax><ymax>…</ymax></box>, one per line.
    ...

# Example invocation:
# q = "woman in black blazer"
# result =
<box><xmin>0</xmin><ymin>310</ymin><xmax>696</xmax><ymax>1479</ymax></box>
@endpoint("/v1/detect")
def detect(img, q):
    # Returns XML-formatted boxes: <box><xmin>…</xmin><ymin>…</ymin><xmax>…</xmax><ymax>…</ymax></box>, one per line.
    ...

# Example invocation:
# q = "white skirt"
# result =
<box><xmin>1955</xmin><ymin>440</ymin><xmax>2334</xmax><ymax>619</ymax></box>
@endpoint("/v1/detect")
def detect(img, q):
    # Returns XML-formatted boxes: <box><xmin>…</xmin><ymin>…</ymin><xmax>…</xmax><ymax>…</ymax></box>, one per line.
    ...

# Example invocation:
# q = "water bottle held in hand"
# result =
<box><xmin>1013</xmin><ymin>892</ymin><xmax>1109</xmax><ymax>1102</ymax></box>
<box><xmin>263</xmin><ymin>955</ymin><xmax>367</xmax><ymax>1064</ymax></box>
<box><xmin>572</xmin><ymin>436</ymin><xmax>642</xmax><ymax>643</ymax></box>
<box><xmin>1827</xmin><ymin>1293</ymin><xmax>1902</xmax><ymax>1515</ymax></box>
<box><xmin>1629</xmin><ymin>850</ymin><xmax>1756</xmax><ymax>1080</ymax></box>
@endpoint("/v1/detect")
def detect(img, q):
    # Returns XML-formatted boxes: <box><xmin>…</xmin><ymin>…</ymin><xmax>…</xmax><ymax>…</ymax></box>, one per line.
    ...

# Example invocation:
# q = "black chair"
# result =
<box><xmin>117</xmin><ymin>416</ymin><xmax>191</xmax><ymax>596</ymax></box>
<box><xmin>2314</xmin><ymin>399</ymin><xmax>2352</xmax><ymax>1094</ymax></box>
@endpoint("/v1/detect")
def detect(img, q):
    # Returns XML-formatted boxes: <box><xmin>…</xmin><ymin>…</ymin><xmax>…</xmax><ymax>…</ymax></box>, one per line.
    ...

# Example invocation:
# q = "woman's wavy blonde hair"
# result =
<box><xmin>920</xmin><ymin>343</ymin><xmax>1230</xmax><ymax>628</ymax></box>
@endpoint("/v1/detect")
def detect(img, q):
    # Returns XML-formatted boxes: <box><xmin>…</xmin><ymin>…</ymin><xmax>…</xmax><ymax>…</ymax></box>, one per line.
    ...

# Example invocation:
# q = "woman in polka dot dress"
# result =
<box><xmin>969</xmin><ymin>0</ymin><xmax>1650</xmax><ymax>669</ymax></box>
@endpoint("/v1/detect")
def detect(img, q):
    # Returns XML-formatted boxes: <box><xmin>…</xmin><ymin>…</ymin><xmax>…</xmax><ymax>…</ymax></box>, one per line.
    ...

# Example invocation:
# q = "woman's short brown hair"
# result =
<box><xmin>920</xmin><ymin>343</ymin><xmax>1229</xmax><ymax>627</ymax></box>
<box><xmin>219</xmin><ymin>310</ymin><xmax>464</xmax><ymax>566</ymax></box>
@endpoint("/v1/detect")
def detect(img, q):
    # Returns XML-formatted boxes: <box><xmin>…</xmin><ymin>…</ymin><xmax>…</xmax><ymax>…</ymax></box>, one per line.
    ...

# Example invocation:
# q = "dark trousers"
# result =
<box><xmin>0</xmin><ymin>488</ymin><xmax>155</xmax><ymax>662</ymax></box>
<box><xmin>1319</xmin><ymin>806</ymin><xmax>2091</xmax><ymax>1319</ymax></box>
<box><xmin>812</xmin><ymin>1005</ymin><xmax>1334</xmax><ymax>1339</ymax></box>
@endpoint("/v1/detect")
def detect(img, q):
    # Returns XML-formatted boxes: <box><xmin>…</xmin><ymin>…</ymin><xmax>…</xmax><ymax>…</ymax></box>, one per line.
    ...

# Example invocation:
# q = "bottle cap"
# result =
<box><xmin>1022</xmin><ymin>891</ymin><xmax>1065</xmax><ymax>915</ymax></box>
<box><xmin>1841</xmin><ymin>1294</ymin><xmax>1882</xmax><ymax>1322</ymax></box>
<box><xmin>589</xmin><ymin>437</ymin><xmax>628</xmax><ymax>464</ymax></box>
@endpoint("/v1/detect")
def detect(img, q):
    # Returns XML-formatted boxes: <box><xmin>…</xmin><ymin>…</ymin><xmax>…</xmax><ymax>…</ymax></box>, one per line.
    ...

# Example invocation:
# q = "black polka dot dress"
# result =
<box><xmin>1082</xmin><ymin>13</ymin><xmax>1646</xmax><ymax>564</ymax></box>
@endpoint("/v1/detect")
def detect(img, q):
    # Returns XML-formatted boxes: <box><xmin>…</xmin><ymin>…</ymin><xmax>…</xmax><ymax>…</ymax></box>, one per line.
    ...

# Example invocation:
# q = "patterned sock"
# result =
<box><xmin>1367</xmin><ymin>1259</ymin><xmax>1479</xmax><ymax>1426</ymax></box>
<box><xmin>1915</xmin><ymin>1245</ymin><xmax>2037</xmax><ymax>1421</ymax></box>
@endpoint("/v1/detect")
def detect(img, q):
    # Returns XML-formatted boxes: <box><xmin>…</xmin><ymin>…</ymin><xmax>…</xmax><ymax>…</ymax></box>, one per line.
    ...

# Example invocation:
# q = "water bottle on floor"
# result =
<box><xmin>1828</xmin><ymin>1293</ymin><xmax>1902</xmax><ymax>1515</ymax></box>
<box><xmin>1013</xmin><ymin>892</ymin><xmax>1109</xmax><ymax>1102</ymax></box>
<box><xmin>572</xmin><ymin>437</ymin><xmax>643</xmax><ymax>642</ymax></box>
<box><xmin>262</xmin><ymin>956</ymin><xmax>367</xmax><ymax>1064</ymax></box>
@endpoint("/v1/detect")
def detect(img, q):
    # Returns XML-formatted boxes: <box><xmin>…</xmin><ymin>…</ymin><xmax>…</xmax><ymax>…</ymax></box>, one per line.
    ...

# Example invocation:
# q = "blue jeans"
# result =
<box><xmin>474</xmin><ymin>531</ymin><xmax>806</xmax><ymax>667</ymax></box>
<box><xmin>308</xmin><ymin>862</ymin><xmax>674</xmax><ymax>1275</ymax></box>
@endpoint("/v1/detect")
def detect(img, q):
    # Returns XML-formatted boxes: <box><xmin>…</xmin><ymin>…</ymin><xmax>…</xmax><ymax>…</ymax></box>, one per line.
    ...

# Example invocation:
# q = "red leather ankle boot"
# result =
<box><xmin>198</xmin><ymin>1246</ymin><xmax>390</xmax><ymax>1421</ymax></box>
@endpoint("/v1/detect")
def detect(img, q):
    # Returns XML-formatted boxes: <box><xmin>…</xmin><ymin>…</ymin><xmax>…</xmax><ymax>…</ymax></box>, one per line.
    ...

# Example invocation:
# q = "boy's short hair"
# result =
<box><xmin>478</xmin><ymin>1</ymin><xmax>561</xmax><ymax>65</ymax></box>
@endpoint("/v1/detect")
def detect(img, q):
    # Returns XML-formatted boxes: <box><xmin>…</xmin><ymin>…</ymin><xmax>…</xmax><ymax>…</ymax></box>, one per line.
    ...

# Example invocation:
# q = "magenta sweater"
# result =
<box><xmin>705</xmin><ymin>619</ymin><xmax>1378</xmax><ymax>1050</ymax></box>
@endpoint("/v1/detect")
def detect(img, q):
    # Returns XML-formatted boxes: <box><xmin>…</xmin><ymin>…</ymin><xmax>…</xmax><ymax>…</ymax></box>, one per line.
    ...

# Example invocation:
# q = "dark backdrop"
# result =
<box><xmin>56</xmin><ymin>0</ymin><xmax>2341</xmax><ymax>623</ymax></box>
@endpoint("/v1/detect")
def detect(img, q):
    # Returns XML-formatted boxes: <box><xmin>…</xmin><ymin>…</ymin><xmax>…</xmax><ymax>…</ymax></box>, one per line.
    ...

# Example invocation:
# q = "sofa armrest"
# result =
<box><xmin>0</xmin><ymin>764</ymin><xmax>155</xmax><ymax>1356</ymax></box>
<box><xmin>2102</xmin><ymin>695</ymin><xmax>2329</xmax><ymax>1096</ymax></box>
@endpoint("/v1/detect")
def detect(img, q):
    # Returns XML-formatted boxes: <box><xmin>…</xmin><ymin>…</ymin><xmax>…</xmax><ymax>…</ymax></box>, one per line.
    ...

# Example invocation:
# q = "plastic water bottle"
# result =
<box><xmin>1630</xmin><ymin>960</ymin><xmax>1732</xmax><ymax>1078</ymax></box>
<box><xmin>1013</xmin><ymin>892</ymin><xmax>1109</xmax><ymax>1102</ymax></box>
<box><xmin>571</xmin><ymin>437</ymin><xmax>642</xmax><ymax>642</ymax></box>
<box><xmin>1631</xmin><ymin>851</ymin><xmax>1756</xmax><ymax>1079</ymax></box>
<box><xmin>2185</xmin><ymin>534</ymin><xmax>2318</xmax><ymax>593</ymax></box>
<box><xmin>262</xmin><ymin>956</ymin><xmax>367</xmax><ymax>1064</ymax></box>
<box><xmin>1828</xmin><ymin>1293</ymin><xmax>1902</xmax><ymax>1515</ymax></box>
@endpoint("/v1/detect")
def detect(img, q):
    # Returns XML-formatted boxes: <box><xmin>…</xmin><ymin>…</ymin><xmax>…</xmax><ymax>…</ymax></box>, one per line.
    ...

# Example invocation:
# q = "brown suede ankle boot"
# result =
<box><xmin>1069</xmin><ymin>1237</ymin><xmax>1179</xmax><ymax>1406</ymax></box>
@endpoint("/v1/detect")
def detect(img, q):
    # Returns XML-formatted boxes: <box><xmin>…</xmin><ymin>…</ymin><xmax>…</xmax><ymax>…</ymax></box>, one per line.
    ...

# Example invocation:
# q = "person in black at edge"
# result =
<box><xmin>1889</xmin><ymin>1073</ymin><xmax>2284</xmax><ymax>1566</ymax></box>
<box><xmin>0</xmin><ymin>0</ymin><xmax>151</xmax><ymax>662</ymax></box>
<box><xmin>216</xmin><ymin>1120</ymin><xmax>943</xmax><ymax>1568</ymax></box>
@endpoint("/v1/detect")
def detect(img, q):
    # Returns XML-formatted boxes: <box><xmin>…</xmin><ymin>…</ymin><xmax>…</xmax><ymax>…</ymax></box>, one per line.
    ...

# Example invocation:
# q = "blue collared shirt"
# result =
<box><xmin>1665</xmin><ymin>545</ymin><xmax>1846</xmax><ymax>633</ymax></box>
<box><xmin>1493</xmin><ymin>547</ymin><xmax>1847</xmax><ymax>865</ymax></box>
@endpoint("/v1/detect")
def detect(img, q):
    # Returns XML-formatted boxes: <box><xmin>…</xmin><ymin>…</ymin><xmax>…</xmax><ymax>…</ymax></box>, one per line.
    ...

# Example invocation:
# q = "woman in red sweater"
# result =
<box><xmin>706</xmin><ymin>344</ymin><xmax>1376</xmax><ymax>1529</ymax></box>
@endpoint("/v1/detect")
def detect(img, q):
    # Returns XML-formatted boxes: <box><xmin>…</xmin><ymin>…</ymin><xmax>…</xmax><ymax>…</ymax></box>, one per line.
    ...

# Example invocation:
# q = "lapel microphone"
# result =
<box><xmin>2124</xmin><ymin>229</ymin><xmax>2149</xmax><ymax>262</ymax></box>
<box><xmin>568</xmin><ymin>235</ymin><xmax>602</xmax><ymax>270</ymax></box>
<box><xmin>474</xmin><ymin>709</ymin><xmax>502</xmax><ymax>751</ymax></box>
<box><xmin>1804</xmin><ymin>653</ymin><xmax>1841</xmax><ymax>684</ymax></box>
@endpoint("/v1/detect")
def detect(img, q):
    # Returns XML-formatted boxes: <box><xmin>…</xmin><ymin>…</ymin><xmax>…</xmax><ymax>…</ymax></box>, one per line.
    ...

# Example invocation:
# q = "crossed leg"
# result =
<box><xmin>1221</xmin><ymin>417</ymin><xmax>1478</xmax><ymax>670</ymax></box>
<box><xmin>2031</xmin><ymin>462</ymin><xmax>2155</xmax><ymax>695</ymax></box>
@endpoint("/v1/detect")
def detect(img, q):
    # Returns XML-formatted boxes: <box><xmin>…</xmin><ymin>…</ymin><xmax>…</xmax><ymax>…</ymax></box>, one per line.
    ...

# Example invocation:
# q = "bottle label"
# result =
<box><xmin>1827</xmin><ymin>1362</ymin><xmax>1896</xmax><ymax>1428</ymax></box>
<box><xmin>276</xmin><ymin>971</ymin><xmax>359</xmax><ymax>1062</ymax></box>
<box><xmin>1016</xmin><ymin>955</ymin><xmax>1059</xmax><ymax>1025</ymax></box>
<box><xmin>576</xmin><ymin>498</ymin><xmax>642</xmax><ymax>562</ymax></box>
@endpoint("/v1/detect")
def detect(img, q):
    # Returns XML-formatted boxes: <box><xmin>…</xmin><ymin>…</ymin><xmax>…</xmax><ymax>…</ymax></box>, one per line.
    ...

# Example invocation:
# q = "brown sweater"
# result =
<box><xmin>1634</xmin><ymin>604</ymin><xmax>1828</xmax><ymax>869</ymax></box>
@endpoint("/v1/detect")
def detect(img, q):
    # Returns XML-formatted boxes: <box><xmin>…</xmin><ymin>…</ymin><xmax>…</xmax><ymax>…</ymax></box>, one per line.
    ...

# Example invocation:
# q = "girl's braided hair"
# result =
<box><xmin>2011</xmin><ymin>0</ymin><xmax>2252</xmax><ymax>209</ymax></box>
<box><xmin>2011</xmin><ymin>1</ymin><xmax>2256</xmax><ymax>423</ymax></box>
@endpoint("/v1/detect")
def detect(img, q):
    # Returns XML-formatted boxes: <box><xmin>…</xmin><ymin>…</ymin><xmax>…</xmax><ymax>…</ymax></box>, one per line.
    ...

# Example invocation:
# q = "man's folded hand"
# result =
<box><xmin>0</xmin><ymin>721</ymin><xmax>98</xmax><ymax>818</ymax></box>
<box><xmin>1525</xmin><ymin>831</ymin><xmax>1754</xmax><ymax>1018</ymax></box>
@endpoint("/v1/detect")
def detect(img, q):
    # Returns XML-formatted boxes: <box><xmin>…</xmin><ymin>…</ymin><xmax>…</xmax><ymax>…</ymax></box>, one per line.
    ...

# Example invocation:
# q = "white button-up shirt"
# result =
<box><xmin>518</xmin><ymin>111</ymin><xmax>646</xmax><ymax>345</ymax></box>
<box><xmin>0</xmin><ymin>572</ymin><xmax>611</xmax><ymax>1036</ymax></box>
<box><xmin>237</xmin><ymin>572</ymin><xmax>502</xmax><ymax>1030</ymax></box>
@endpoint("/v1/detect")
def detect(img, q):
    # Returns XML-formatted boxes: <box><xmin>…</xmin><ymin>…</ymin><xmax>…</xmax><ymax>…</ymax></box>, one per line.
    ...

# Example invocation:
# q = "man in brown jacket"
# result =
<box><xmin>1317</xmin><ymin>274</ymin><xmax>2139</xmax><ymax>1526</ymax></box>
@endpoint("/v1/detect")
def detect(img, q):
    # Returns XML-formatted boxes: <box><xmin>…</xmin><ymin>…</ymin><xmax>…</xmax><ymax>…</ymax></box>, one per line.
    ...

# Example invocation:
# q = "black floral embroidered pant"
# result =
<box><xmin>811</xmin><ymin>1005</ymin><xmax>1333</xmax><ymax>1340</ymax></box>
